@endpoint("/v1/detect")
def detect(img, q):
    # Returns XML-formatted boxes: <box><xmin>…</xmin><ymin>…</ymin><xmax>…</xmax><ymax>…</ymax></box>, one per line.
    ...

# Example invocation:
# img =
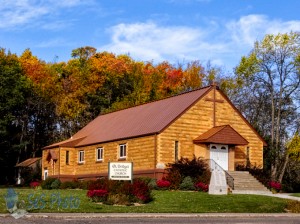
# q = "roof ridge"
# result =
<box><xmin>100</xmin><ymin>85</ymin><xmax>212</xmax><ymax>116</ymax></box>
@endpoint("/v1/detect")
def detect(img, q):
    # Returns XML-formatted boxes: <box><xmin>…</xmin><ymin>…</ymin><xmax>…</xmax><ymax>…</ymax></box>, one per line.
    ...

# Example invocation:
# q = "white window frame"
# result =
<box><xmin>119</xmin><ymin>144</ymin><xmax>127</xmax><ymax>159</ymax></box>
<box><xmin>96</xmin><ymin>147</ymin><xmax>104</xmax><ymax>161</ymax></box>
<box><xmin>78</xmin><ymin>150</ymin><xmax>85</xmax><ymax>163</ymax></box>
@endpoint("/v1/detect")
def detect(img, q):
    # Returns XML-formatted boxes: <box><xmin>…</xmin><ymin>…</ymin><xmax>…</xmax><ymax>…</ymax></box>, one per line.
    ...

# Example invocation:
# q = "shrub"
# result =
<box><xmin>60</xmin><ymin>181</ymin><xmax>80</xmax><ymax>189</ymax></box>
<box><xmin>106</xmin><ymin>194</ymin><xmax>131</xmax><ymax>206</ymax></box>
<box><xmin>29</xmin><ymin>181</ymin><xmax>40</xmax><ymax>189</ymax></box>
<box><xmin>87</xmin><ymin>189</ymin><xmax>108</xmax><ymax>202</ymax></box>
<box><xmin>41</xmin><ymin>177</ymin><xmax>57</xmax><ymax>189</ymax></box>
<box><xmin>86</xmin><ymin>179</ymin><xmax>152</xmax><ymax>205</ymax></box>
<box><xmin>148</xmin><ymin>178</ymin><xmax>157</xmax><ymax>189</ymax></box>
<box><xmin>165</xmin><ymin>156</ymin><xmax>210</xmax><ymax>189</ymax></box>
<box><xmin>50</xmin><ymin>179</ymin><xmax>61</xmax><ymax>189</ymax></box>
<box><xmin>165</xmin><ymin>169</ymin><xmax>181</xmax><ymax>189</ymax></box>
<box><xmin>132</xmin><ymin>180</ymin><xmax>152</xmax><ymax>203</ymax></box>
<box><xmin>88</xmin><ymin>178</ymin><xmax>109</xmax><ymax>191</ymax></box>
<box><xmin>156</xmin><ymin>179</ymin><xmax>171</xmax><ymax>189</ymax></box>
<box><xmin>134</xmin><ymin>177</ymin><xmax>152</xmax><ymax>185</ymax></box>
<box><xmin>195</xmin><ymin>170</ymin><xmax>211</xmax><ymax>185</ymax></box>
<box><xmin>179</xmin><ymin>176</ymin><xmax>195</xmax><ymax>191</ymax></box>
<box><xmin>195</xmin><ymin>182</ymin><xmax>209</xmax><ymax>192</ymax></box>
<box><xmin>79</xmin><ymin>180</ymin><xmax>93</xmax><ymax>190</ymax></box>
<box><xmin>269</xmin><ymin>181</ymin><xmax>281</xmax><ymax>192</ymax></box>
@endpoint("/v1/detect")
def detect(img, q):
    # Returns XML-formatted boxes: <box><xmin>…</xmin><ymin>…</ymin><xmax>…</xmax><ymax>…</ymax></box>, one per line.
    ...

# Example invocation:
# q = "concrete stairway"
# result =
<box><xmin>227</xmin><ymin>171</ymin><xmax>271</xmax><ymax>194</ymax></box>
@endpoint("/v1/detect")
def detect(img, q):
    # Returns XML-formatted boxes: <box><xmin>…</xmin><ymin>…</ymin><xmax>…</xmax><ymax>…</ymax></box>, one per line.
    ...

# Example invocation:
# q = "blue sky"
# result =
<box><xmin>1</xmin><ymin>0</ymin><xmax>300</xmax><ymax>72</ymax></box>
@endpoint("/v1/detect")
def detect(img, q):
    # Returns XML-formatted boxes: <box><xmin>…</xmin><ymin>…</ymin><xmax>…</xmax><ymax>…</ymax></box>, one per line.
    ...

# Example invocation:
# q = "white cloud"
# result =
<box><xmin>0</xmin><ymin>0</ymin><xmax>48</xmax><ymax>28</ymax></box>
<box><xmin>100</xmin><ymin>15</ymin><xmax>300</xmax><ymax>69</ymax></box>
<box><xmin>0</xmin><ymin>0</ymin><xmax>92</xmax><ymax>29</ymax></box>
<box><xmin>224</xmin><ymin>14</ymin><xmax>300</xmax><ymax>68</ymax></box>
<box><xmin>227</xmin><ymin>14</ymin><xmax>300</xmax><ymax>47</ymax></box>
<box><xmin>100</xmin><ymin>22</ymin><xmax>228</xmax><ymax>64</ymax></box>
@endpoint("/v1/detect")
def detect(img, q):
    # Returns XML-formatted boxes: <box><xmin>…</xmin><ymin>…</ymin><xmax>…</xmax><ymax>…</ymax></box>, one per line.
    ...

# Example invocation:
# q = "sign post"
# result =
<box><xmin>108</xmin><ymin>162</ymin><xmax>133</xmax><ymax>183</ymax></box>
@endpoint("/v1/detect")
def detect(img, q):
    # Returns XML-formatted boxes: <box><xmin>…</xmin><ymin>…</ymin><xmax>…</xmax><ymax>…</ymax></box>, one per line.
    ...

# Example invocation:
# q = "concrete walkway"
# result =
<box><xmin>231</xmin><ymin>191</ymin><xmax>300</xmax><ymax>201</ymax></box>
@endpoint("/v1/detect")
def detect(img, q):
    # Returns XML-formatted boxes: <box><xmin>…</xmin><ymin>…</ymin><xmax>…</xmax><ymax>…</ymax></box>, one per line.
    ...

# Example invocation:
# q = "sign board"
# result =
<box><xmin>108</xmin><ymin>162</ymin><xmax>133</xmax><ymax>181</ymax></box>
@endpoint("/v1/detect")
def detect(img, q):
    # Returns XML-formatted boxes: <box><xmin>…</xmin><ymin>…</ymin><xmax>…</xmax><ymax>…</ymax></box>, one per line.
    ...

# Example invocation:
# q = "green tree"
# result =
<box><xmin>235</xmin><ymin>32</ymin><xmax>300</xmax><ymax>182</ymax></box>
<box><xmin>0</xmin><ymin>48</ymin><xmax>31</xmax><ymax>183</ymax></box>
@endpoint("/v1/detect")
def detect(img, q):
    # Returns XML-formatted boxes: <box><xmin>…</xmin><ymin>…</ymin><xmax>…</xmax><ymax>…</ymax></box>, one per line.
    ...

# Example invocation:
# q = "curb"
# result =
<box><xmin>1</xmin><ymin>213</ymin><xmax>300</xmax><ymax>218</ymax></box>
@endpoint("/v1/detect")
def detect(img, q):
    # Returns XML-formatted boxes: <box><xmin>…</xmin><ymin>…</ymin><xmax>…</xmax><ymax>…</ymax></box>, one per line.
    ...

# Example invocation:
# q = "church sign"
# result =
<box><xmin>108</xmin><ymin>162</ymin><xmax>133</xmax><ymax>181</ymax></box>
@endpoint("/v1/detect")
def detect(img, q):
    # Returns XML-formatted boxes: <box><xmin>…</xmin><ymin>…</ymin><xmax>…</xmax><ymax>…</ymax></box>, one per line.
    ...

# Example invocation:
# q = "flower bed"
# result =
<box><xmin>86</xmin><ymin>178</ymin><xmax>152</xmax><ymax>205</ymax></box>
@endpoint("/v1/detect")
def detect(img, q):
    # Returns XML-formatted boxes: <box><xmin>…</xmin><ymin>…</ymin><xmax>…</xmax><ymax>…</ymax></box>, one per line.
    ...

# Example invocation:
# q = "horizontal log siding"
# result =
<box><xmin>59</xmin><ymin>148</ymin><xmax>76</xmax><ymax>175</ymax></box>
<box><xmin>214</xmin><ymin>90</ymin><xmax>264</xmax><ymax>168</ymax></box>
<box><xmin>157</xmin><ymin>93</ymin><xmax>214</xmax><ymax>165</ymax></box>
<box><xmin>69</xmin><ymin>135</ymin><xmax>155</xmax><ymax>176</ymax></box>
<box><xmin>157</xmin><ymin>89</ymin><xmax>264</xmax><ymax>169</ymax></box>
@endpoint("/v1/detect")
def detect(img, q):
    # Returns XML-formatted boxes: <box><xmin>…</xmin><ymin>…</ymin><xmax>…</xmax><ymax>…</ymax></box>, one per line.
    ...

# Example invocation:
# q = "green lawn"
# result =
<box><xmin>0</xmin><ymin>188</ymin><xmax>293</xmax><ymax>213</ymax></box>
<box><xmin>291</xmin><ymin>193</ymin><xmax>300</xmax><ymax>197</ymax></box>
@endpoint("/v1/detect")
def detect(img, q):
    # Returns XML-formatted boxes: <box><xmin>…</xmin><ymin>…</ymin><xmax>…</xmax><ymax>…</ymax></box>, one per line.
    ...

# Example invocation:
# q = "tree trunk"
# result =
<box><xmin>278</xmin><ymin>151</ymin><xmax>289</xmax><ymax>183</ymax></box>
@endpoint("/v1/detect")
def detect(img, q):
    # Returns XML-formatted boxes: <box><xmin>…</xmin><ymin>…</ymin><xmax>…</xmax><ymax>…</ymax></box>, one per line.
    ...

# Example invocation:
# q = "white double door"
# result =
<box><xmin>210</xmin><ymin>144</ymin><xmax>228</xmax><ymax>171</ymax></box>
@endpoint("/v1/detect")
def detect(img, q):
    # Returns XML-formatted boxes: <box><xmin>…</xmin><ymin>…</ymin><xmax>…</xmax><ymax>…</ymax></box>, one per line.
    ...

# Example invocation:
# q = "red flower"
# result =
<box><xmin>30</xmin><ymin>181</ymin><xmax>40</xmax><ymax>188</ymax></box>
<box><xmin>269</xmin><ymin>181</ymin><xmax>281</xmax><ymax>191</ymax></box>
<box><xmin>132</xmin><ymin>180</ymin><xmax>151</xmax><ymax>203</ymax></box>
<box><xmin>156</xmin><ymin>179</ymin><xmax>171</xmax><ymax>188</ymax></box>
<box><xmin>195</xmin><ymin>182</ymin><xmax>209</xmax><ymax>192</ymax></box>
<box><xmin>87</xmin><ymin>189</ymin><xmax>108</xmax><ymax>198</ymax></box>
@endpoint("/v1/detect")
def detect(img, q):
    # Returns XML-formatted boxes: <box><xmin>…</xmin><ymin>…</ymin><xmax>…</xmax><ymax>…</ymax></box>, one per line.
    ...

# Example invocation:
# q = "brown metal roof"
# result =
<box><xmin>45</xmin><ymin>137</ymin><xmax>86</xmax><ymax>149</ymax></box>
<box><xmin>216</xmin><ymin>89</ymin><xmax>267</xmax><ymax>147</ymax></box>
<box><xmin>46</xmin><ymin>150</ymin><xmax>58</xmax><ymax>161</ymax></box>
<box><xmin>193</xmin><ymin>125</ymin><xmax>249</xmax><ymax>145</ymax></box>
<box><xmin>15</xmin><ymin>157</ymin><xmax>41</xmax><ymax>167</ymax></box>
<box><xmin>44</xmin><ymin>86</ymin><xmax>212</xmax><ymax>149</ymax></box>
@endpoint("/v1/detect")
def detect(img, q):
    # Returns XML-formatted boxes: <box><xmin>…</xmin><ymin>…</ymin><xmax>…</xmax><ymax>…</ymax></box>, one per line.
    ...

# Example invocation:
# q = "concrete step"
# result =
<box><xmin>227</xmin><ymin>171</ymin><xmax>270</xmax><ymax>193</ymax></box>
<box><xmin>232</xmin><ymin>190</ymin><xmax>272</xmax><ymax>194</ymax></box>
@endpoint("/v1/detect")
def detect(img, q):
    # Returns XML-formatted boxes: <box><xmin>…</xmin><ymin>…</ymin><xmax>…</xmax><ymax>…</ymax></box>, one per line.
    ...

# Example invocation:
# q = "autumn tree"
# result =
<box><xmin>19</xmin><ymin>49</ymin><xmax>58</xmax><ymax>156</ymax></box>
<box><xmin>182</xmin><ymin>61</ymin><xmax>205</xmax><ymax>91</ymax></box>
<box><xmin>235</xmin><ymin>32</ymin><xmax>300</xmax><ymax>182</ymax></box>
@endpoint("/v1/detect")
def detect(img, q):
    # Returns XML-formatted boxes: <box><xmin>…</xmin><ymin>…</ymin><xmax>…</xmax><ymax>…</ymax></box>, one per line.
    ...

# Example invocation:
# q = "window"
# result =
<box><xmin>66</xmin><ymin>151</ymin><xmax>69</xmax><ymax>165</ymax></box>
<box><xmin>174</xmin><ymin>141</ymin><xmax>179</xmax><ymax>163</ymax></box>
<box><xmin>78</xmin><ymin>150</ymin><xmax>85</xmax><ymax>163</ymax></box>
<box><xmin>119</xmin><ymin>144</ymin><xmax>127</xmax><ymax>159</ymax></box>
<box><xmin>96</xmin><ymin>147</ymin><xmax>104</xmax><ymax>161</ymax></box>
<box><xmin>246</xmin><ymin>146</ymin><xmax>250</xmax><ymax>167</ymax></box>
<box><xmin>221</xmin><ymin>146</ymin><xmax>227</xmax><ymax>150</ymax></box>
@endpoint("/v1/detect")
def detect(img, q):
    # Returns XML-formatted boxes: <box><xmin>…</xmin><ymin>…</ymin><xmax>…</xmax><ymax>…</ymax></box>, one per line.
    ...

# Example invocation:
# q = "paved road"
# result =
<box><xmin>1</xmin><ymin>214</ymin><xmax>300</xmax><ymax>224</ymax></box>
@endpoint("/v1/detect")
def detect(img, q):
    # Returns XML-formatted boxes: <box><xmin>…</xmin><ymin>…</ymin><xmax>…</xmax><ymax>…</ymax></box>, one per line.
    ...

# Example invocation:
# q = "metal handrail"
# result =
<box><xmin>205</xmin><ymin>159</ymin><xmax>234</xmax><ymax>190</ymax></box>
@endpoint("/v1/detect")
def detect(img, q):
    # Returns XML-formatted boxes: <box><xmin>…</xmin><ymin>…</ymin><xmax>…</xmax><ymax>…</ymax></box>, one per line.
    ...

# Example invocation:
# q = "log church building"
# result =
<box><xmin>42</xmin><ymin>84</ymin><xmax>266</xmax><ymax>181</ymax></box>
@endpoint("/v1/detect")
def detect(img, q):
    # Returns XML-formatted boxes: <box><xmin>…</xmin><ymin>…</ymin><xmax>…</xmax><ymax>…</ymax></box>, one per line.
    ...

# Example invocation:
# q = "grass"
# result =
<box><xmin>291</xmin><ymin>193</ymin><xmax>300</xmax><ymax>197</ymax></box>
<box><xmin>0</xmin><ymin>188</ymin><xmax>293</xmax><ymax>213</ymax></box>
